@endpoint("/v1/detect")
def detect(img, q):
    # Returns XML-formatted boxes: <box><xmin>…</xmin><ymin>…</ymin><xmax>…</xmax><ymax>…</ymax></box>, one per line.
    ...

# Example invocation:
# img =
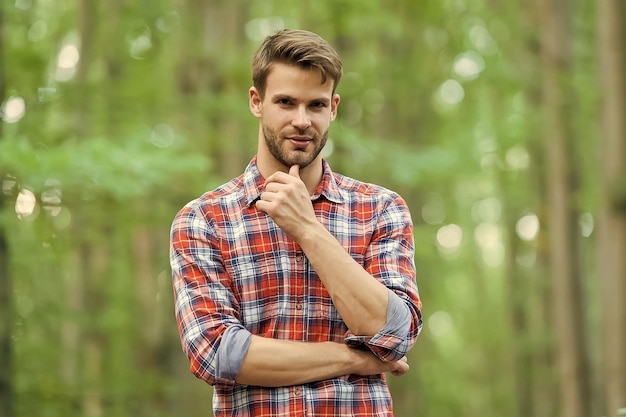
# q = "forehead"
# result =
<box><xmin>265</xmin><ymin>63</ymin><xmax>334</xmax><ymax>99</ymax></box>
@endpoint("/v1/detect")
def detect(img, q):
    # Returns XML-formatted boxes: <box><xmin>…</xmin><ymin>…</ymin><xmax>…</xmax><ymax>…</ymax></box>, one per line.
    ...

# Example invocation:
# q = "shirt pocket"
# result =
<box><xmin>224</xmin><ymin>254</ymin><xmax>283</xmax><ymax>336</ymax></box>
<box><xmin>305</xmin><ymin>272</ymin><xmax>348</xmax><ymax>343</ymax></box>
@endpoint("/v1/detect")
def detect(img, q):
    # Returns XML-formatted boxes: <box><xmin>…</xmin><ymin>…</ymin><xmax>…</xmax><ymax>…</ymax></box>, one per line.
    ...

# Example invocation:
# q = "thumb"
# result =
<box><xmin>289</xmin><ymin>165</ymin><xmax>300</xmax><ymax>178</ymax></box>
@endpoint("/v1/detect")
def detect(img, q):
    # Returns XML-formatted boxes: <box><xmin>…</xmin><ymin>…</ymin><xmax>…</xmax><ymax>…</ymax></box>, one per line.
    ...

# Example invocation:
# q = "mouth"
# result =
<box><xmin>287</xmin><ymin>137</ymin><xmax>312</xmax><ymax>149</ymax></box>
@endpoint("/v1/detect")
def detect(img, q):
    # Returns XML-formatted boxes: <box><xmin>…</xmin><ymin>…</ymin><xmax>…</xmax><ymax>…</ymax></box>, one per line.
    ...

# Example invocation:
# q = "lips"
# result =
<box><xmin>288</xmin><ymin>137</ymin><xmax>312</xmax><ymax>148</ymax></box>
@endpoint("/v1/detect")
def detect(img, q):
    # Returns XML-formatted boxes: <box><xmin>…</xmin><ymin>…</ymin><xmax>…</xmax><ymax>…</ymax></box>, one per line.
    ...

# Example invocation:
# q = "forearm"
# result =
<box><xmin>297</xmin><ymin>222</ymin><xmax>390</xmax><ymax>336</ymax></box>
<box><xmin>235</xmin><ymin>336</ymin><xmax>352</xmax><ymax>386</ymax></box>
<box><xmin>235</xmin><ymin>335</ymin><xmax>396</xmax><ymax>387</ymax></box>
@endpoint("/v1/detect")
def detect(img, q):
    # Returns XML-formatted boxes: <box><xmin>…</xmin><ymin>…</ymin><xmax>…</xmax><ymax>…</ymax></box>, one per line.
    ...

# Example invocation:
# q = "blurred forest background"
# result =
<box><xmin>1</xmin><ymin>0</ymin><xmax>625</xmax><ymax>416</ymax></box>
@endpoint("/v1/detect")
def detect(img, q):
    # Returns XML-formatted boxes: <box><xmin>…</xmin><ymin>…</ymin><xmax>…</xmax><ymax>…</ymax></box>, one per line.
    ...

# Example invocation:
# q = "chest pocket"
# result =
<box><xmin>224</xmin><ymin>254</ymin><xmax>285</xmax><ymax>336</ymax></box>
<box><xmin>307</xmin><ymin>296</ymin><xmax>347</xmax><ymax>343</ymax></box>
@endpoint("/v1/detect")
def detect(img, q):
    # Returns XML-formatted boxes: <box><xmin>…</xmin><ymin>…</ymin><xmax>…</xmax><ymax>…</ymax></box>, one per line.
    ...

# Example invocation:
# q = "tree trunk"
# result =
<box><xmin>0</xmin><ymin>205</ymin><xmax>12</xmax><ymax>417</ymax></box>
<box><xmin>505</xmin><ymin>231</ymin><xmax>533</xmax><ymax>417</ymax></box>
<box><xmin>199</xmin><ymin>0</ymin><xmax>249</xmax><ymax>178</ymax></box>
<box><xmin>74</xmin><ymin>1</ymin><xmax>102</xmax><ymax>415</ymax></box>
<box><xmin>537</xmin><ymin>0</ymin><xmax>592</xmax><ymax>416</ymax></box>
<box><xmin>0</xmin><ymin>4</ymin><xmax>15</xmax><ymax>416</ymax></box>
<box><xmin>597</xmin><ymin>0</ymin><xmax>626</xmax><ymax>415</ymax></box>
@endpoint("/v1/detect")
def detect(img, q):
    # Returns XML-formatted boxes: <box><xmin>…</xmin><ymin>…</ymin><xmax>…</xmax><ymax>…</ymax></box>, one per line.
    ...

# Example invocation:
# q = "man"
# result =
<box><xmin>170</xmin><ymin>29</ymin><xmax>422</xmax><ymax>416</ymax></box>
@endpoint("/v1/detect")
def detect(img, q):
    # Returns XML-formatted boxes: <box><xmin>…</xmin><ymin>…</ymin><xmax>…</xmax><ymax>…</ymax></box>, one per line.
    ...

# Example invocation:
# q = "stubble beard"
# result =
<box><xmin>262</xmin><ymin>124</ymin><xmax>328</xmax><ymax>169</ymax></box>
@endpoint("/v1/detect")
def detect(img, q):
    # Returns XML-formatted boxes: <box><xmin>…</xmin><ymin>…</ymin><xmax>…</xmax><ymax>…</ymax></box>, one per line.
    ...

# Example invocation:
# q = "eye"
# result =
<box><xmin>310</xmin><ymin>101</ymin><xmax>327</xmax><ymax>109</ymax></box>
<box><xmin>276</xmin><ymin>97</ymin><xmax>293</xmax><ymax>106</ymax></box>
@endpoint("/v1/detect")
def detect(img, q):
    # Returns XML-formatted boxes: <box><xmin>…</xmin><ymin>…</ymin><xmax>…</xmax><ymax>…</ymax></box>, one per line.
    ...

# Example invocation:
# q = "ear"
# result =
<box><xmin>330</xmin><ymin>93</ymin><xmax>340</xmax><ymax>121</ymax></box>
<box><xmin>249</xmin><ymin>87</ymin><xmax>263</xmax><ymax>118</ymax></box>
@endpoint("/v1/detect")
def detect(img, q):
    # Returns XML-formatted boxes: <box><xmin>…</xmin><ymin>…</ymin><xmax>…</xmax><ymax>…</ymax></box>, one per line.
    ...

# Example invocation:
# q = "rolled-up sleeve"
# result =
<box><xmin>345</xmin><ymin>194</ymin><xmax>423</xmax><ymax>361</ymax></box>
<box><xmin>345</xmin><ymin>290</ymin><xmax>414</xmax><ymax>360</ymax></box>
<box><xmin>170</xmin><ymin>204</ymin><xmax>249</xmax><ymax>386</ymax></box>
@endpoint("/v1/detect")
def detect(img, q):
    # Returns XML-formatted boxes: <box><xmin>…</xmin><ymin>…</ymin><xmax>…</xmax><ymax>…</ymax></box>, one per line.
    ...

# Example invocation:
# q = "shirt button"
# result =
<box><xmin>295</xmin><ymin>302</ymin><xmax>303</xmax><ymax>310</ymax></box>
<box><xmin>295</xmin><ymin>255</ymin><xmax>303</xmax><ymax>262</ymax></box>
<box><xmin>294</xmin><ymin>387</ymin><xmax>302</xmax><ymax>396</ymax></box>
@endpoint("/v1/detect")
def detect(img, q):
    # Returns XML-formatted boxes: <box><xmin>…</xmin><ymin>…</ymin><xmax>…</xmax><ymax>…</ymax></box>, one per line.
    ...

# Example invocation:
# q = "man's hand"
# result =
<box><xmin>255</xmin><ymin>165</ymin><xmax>317</xmax><ymax>239</ymax></box>
<box><xmin>389</xmin><ymin>356</ymin><xmax>410</xmax><ymax>376</ymax></box>
<box><xmin>352</xmin><ymin>350</ymin><xmax>410</xmax><ymax>377</ymax></box>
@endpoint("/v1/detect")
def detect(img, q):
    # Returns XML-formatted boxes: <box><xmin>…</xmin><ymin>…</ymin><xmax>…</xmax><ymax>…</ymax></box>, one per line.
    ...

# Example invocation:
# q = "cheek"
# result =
<box><xmin>312</xmin><ymin>115</ymin><xmax>332</xmax><ymax>130</ymax></box>
<box><xmin>264</xmin><ymin>110</ymin><xmax>291</xmax><ymax>126</ymax></box>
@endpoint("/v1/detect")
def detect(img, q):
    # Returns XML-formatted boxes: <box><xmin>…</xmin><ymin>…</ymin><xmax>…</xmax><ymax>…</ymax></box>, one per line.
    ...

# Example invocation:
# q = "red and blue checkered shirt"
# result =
<box><xmin>170</xmin><ymin>157</ymin><xmax>422</xmax><ymax>416</ymax></box>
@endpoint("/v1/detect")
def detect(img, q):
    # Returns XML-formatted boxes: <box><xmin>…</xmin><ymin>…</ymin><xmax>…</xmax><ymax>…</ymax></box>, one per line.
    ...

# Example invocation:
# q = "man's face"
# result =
<box><xmin>250</xmin><ymin>63</ymin><xmax>339</xmax><ymax>170</ymax></box>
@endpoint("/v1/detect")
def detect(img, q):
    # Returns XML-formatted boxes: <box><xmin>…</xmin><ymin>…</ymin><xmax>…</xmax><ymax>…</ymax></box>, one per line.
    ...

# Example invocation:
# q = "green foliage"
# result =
<box><xmin>0</xmin><ymin>132</ymin><xmax>209</xmax><ymax>200</ymax></box>
<box><xmin>1</xmin><ymin>0</ymin><xmax>607</xmax><ymax>416</ymax></box>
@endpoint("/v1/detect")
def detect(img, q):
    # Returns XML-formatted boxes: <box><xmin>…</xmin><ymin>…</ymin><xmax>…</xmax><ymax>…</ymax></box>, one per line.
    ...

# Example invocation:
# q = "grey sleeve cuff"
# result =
<box><xmin>380</xmin><ymin>289</ymin><xmax>412</xmax><ymax>336</ymax></box>
<box><xmin>344</xmin><ymin>289</ymin><xmax>412</xmax><ymax>360</ymax></box>
<box><xmin>214</xmin><ymin>325</ymin><xmax>252</xmax><ymax>381</ymax></box>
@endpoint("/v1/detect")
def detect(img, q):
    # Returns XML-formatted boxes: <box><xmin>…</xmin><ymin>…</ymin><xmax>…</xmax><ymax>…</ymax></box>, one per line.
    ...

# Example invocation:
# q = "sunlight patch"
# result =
<box><xmin>15</xmin><ymin>188</ymin><xmax>37</xmax><ymax>220</ymax></box>
<box><xmin>1</xmin><ymin>96</ymin><xmax>26</xmax><ymax>123</ymax></box>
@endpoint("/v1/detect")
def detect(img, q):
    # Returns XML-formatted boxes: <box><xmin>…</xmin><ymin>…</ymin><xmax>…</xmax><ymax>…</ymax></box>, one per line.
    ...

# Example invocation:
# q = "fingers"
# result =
<box><xmin>259</xmin><ymin>179</ymin><xmax>298</xmax><ymax>205</ymax></box>
<box><xmin>265</xmin><ymin>166</ymin><xmax>300</xmax><ymax>185</ymax></box>
<box><xmin>353</xmin><ymin>351</ymin><xmax>410</xmax><ymax>378</ymax></box>
<box><xmin>390</xmin><ymin>356</ymin><xmax>410</xmax><ymax>376</ymax></box>
<box><xmin>254</xmin><ymin>166</ymin><xmax>315</xmax><ymax>239</ymax></box>
<box><xmin>259</xmin><ymin>166</ymin><xmax>303</xmax><ymax>204</ymax></box>
<box><xmin>262</xmin><ymin>181</ymin><xmax>284</xmax><ymax>195</ymax></box>
<box><xmin>389</xmin><ymin>357</ymin><xmax>410</xmax><ymax>376</ymax></box>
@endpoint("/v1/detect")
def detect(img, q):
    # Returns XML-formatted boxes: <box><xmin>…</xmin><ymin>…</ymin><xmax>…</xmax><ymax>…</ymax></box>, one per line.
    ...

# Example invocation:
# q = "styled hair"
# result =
<box><xmin>252</xmin><ymin>29</ymin><xmax>343</xmax><ymax>98</ymax></box>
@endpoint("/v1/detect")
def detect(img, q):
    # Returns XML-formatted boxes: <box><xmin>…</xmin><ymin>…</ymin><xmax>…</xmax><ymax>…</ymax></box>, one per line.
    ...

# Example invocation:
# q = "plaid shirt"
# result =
<box><xmin>170</xmin><ymin>157</ymin><xmax>422</xmax><ymax>416</ymax></box>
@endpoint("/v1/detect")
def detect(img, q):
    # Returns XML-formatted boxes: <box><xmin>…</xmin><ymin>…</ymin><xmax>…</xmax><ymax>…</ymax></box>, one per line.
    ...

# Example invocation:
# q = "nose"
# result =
<box><xmin>292</xmin><ymin>106</ymin><xmax>311</xmax><ymax>130</ymax></box>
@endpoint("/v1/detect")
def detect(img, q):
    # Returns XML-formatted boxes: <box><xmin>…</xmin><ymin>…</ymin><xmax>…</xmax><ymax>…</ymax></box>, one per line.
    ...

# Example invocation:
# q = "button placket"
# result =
<box><xmin>294</xmin><ymin>251</ymin><xmax>305</xmax><ymax>313</ymax></box>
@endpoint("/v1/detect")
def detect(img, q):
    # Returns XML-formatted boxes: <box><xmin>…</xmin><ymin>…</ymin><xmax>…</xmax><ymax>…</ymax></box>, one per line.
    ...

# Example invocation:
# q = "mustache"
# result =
<box><xmin>286</xmin><ymin>127</ymin><xmax>314</xmax><ymax>137</ymax></box>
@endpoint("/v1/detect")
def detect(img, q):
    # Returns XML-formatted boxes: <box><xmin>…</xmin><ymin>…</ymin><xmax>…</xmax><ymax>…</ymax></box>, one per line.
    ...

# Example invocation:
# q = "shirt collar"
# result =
<box><xmin>243</xmin><ymin>157</ymin><xmax>345</xmax><ymax>207</ymax></box>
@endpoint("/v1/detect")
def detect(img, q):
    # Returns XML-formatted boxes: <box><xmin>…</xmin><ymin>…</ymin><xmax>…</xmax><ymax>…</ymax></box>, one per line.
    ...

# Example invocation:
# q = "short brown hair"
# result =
<box><xmin>252</xmin><ymin>29</ymin><xmax>343</xmax><ymax>98</ymax></box>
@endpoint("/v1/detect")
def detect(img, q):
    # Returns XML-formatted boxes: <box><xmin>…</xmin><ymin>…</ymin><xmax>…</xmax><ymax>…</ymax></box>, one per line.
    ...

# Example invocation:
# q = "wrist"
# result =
<box><xmin>342</xmin><ymin>344</ymin><xmax>371</xmax><ymax>374</ymax></box>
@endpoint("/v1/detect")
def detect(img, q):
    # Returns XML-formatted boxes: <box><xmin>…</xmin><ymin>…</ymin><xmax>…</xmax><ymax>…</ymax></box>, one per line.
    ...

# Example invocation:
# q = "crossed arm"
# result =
<box><xmin>235</xmin><ymin>336</ymin><xmax>409</xmax><ymax>387</ymax></box>
<box><xmin>171</xmin><ymin>166</ymin><xmax>421</xmax><ymax>387</ymax></box>
<box><xmin>235</xmin><ymin>166</ymin><xmax>413</xmax><ymax>386</ymax></box>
